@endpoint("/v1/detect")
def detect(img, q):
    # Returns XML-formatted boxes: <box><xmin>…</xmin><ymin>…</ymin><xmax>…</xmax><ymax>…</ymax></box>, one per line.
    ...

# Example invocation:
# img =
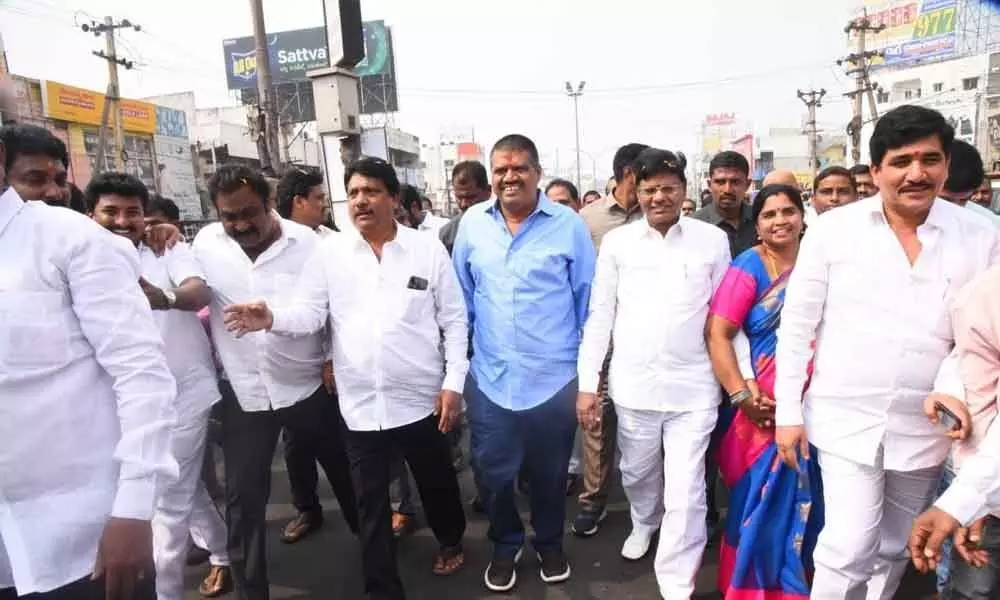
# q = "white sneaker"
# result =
<box><xmin>620</xmin><ymin>528</ymin><xmax>655</xmax><ymax>561</ymax></box>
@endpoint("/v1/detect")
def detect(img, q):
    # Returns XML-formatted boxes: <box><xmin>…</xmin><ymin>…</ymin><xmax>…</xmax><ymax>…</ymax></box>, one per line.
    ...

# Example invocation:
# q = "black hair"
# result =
<box><xmin>208</xmin><ymin>164</ymin><xmax>271</xmax><ymax>205</ymax></box>
<box><xmin>490</xmin><ymin>134</ymin><xmax>540</xmax><ymax>168</ymax></box>
<box><xmin>344</xmin><ymin>155</ymin><xmax>400</xmax><ymax>196</ymax></box>
<box><xmin>583</xmin><ymin>190</ymin><xmax>600</xmax><ymax>200</ymax></box>
<box><xmin>813</xmin><ymin>166</ymin><xmax>857</xmax><ymax>192</ymax></box>
<box><xmin>708</xmin><ymin>151</ymin><xmax>750</xmax><ymax>179</ymax></box>
<box><xmin>451</xmin><ymin>160</ymin><xmax>489</xmax><ymax>189</ymax></box>
<box><xmin>751</xmin><ymin>184</ymin><xmax>805</xmax><ymax>223</ymax></box>
<box><xmin>83</xmin><ymin>171</ymin><xmax>149</xmax><ymax>212</ymax></box>
<box><xmin>545</xmin><ymin>178</ymin><xmax>580</xmax><ymax>201</ymax></box>
<box><xmin>147</xmin><ymin>194</ymin><xmax>181</xmax><ymax>222</ymax></box>
<box><xmin>276</xmin><ymin>167</ymin><xmax>324</xmax><ymax>218</ymax></box>
<box><xmin>68</xmin><ymin>183</ymin><xmax>86</xmax><ymax>214</ymax></box>
<box><xmin>631</xmin><ymin>148</ymin><xmax>688</xmax><ymax>186</ymax></box>
<box><xmin>870</xmin><ymin>104</ymin><xmax>955</xmax><ymax>167</ymax></box>
<box><xmin>848</xmin><ymin>163</ymin><xmax>872</xmax><ymax>177</ymax></box>
<box><xmin>400</xmin><ymin>184</ymin><xmax>422</xmax><ymax>213</ymax></box>
<box><xmin>0</xmin><ymin>123</ymin><xmax>69</xmax><ymax>172</ymax></box>
<box><xmin>944</xmin><ymin>139</ymin><xmax>985</xmax><ymax>195</ymax></box>
<box><xmin>612</xmin><ymin>143</ymin><xmax>650</xmax><ymax>183</ymax></box>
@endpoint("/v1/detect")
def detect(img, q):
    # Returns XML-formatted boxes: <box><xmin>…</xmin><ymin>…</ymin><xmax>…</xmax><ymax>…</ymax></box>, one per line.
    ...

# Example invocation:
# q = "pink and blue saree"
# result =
<box><xmin>708</xmin><ymin>249</ymin><xmax>823</xmax><ymax>600</ymax></box>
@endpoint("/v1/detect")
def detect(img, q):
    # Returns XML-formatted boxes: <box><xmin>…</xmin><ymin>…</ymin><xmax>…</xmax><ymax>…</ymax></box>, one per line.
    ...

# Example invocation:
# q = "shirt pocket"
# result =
<box><xmin>0</xmin><ymin>291</ymin><xmax>73</xmax><ymax>369</ymax></box>
<box><xmin>399</xmin><ymin>287</ymin><xmax>432</xmax><ymax>323</ymax></box>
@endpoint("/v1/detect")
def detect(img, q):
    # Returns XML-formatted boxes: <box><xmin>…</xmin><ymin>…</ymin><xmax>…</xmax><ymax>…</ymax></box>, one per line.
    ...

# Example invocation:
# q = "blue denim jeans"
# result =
<box><xmin>937</xmin><ymin>463</ymin><xmax>956</xmax><ymax>591</ymax></box>
<box><xmin>465</xmin><ymin>376</ymin><xmax>577</xmax><ymax>556</ymax></box>
<box><xmin>942</xmin><ymin>515</ymin><xmax>1000</xmax><ymax>599</ymax></box>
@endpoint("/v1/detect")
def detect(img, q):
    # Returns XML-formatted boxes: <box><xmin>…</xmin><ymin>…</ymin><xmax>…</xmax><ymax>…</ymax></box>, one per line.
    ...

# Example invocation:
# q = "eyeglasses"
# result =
<box><xmin>638</xmin><ymin>184</ymin><xmax>684</xmax><ymax>197</ymax></box>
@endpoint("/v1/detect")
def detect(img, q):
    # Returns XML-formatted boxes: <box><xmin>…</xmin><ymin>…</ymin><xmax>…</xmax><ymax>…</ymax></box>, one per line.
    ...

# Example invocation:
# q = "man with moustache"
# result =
<box><xmin>0</xmin><ymin>123</ymin><xmax>68</xmax><ymax>206</ymax></box>
<box><xmin>439</xmin><ymin>161</ymin><xmax>492</xmax><ymax>254</ymax></box>
<box><xmin>85</xmin><ymin>172</ymin><xmax>232</xmax><ymax>600</ymax></box>
<box><xmin>453</xmin><ymin>134</ymin><xmax>596</xmax><ymax>592</ymax></box>
<box><xmin>578</xmin><ymin>148</ymin><xmax>730</xmax><ymax>598</ymax></box>
<box><xmin>191</xmin><ymin>165</ymin><xmax>358</xmax><ymax>600</ymax></box>
<box><xmin>774</xmin><ymin>105</ymin><xmax>1000</xmax><ymax>600</ymax></box>
<box><xmin>222</xmin><ymin>156</ymin><xmax>469</xmax><ymax>599</ymax></box>
<box><xmin>571</xmin><ymin>142</ymin><xmax>648</xmax><ymax>539</ymax></box>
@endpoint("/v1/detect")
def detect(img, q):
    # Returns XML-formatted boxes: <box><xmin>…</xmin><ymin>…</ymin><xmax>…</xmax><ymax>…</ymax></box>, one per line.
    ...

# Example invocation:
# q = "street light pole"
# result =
<box><xmin>565</xmin><ymin>81</ymin><xmax>586</xmax><ymax>192</ymax></box>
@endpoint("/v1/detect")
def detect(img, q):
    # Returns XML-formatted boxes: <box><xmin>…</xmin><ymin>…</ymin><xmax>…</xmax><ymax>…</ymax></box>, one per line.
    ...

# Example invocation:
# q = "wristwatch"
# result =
<box><xmin>730</xmin><ymin>389</ymin><xmax>753</xmax><ymax>406</ymax></box>
<box><xmin>162</xmin><ymin>289</ymin><xmax>177</xmax><ymax>309</ymax></box>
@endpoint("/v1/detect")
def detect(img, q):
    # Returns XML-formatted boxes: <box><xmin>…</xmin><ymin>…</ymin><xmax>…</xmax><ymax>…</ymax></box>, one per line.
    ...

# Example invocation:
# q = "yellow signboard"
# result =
<box><xmin>41</xmin><ymin>81</ymin><xmax>156</xmax><ymax>134</ymax></box>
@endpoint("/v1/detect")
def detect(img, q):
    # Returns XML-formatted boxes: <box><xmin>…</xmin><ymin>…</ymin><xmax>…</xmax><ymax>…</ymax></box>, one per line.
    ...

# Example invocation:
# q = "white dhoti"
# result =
<box><xmin>616</xmin><ymin>405</ymin><xmax>717</xmax><ymax>600</ymax></box>
<box><xmin>153</xmin><ymin>405</ymin><xmax>229</xmax><ymax>600</ymax></box>
<box><xmin>811</xmin><ymin>448</ymin><xmax>941</xmax><ymax>600</ymax></box>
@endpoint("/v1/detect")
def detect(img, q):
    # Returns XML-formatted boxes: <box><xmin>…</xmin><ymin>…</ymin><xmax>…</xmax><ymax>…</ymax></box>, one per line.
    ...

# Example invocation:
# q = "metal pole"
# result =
<box><xmin>249</xmin><ymin>0</ymin><xmax>282</xmax><ymax>175</ymax></box>
<box><xmin>565</xmin><ymin>81</ymin><xmax>586</xmax><ymax>191</ymax></box>
<box><xmin>573</xmin><ymin>94</ymin><xmax>581</xmax><ymax>191</ymax></box>
<box><xmin>103</xmin><ymin>17</ymin><xmax>125</xmax><ymax>171</ymax></box>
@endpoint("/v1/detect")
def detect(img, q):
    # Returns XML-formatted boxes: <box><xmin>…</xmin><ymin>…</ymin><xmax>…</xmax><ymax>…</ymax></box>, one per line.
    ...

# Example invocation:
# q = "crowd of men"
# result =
<box><xmin>4</xmin><ymin>101</ymin><xmax>1000</xmax><ymax>600</ymax></box>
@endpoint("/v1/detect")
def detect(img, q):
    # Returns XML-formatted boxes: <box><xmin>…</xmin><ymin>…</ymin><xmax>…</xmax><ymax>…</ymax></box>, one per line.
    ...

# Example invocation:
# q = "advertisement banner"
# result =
<box><xmin>42</xmin><ymin>81</ymin><xmax>156</xmax><ymax>134</ymax></box>
<box><xmin>155</xmin><ymin>105</ymin><xmax>188</xmax><ymax>139</ymax></box>
<box><xmin>222</xmin><ymin>22</ymin><xmax>399</xmax><ymax>114</ymax></box>
<box><xmin>857</xmin><ymin>0</ymin><xmax>957</xmax><ymax>69</ymax></box>
<box><xmin>154</xmin><ymin>135</ymin><xmax>200</xmax><ymax>221</ymax></box>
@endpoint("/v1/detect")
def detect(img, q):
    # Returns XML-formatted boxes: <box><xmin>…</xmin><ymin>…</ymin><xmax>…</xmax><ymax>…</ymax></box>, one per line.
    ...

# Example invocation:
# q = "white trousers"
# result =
<box><xmin>153</xmin><ymin>407</ymin><xmax>229</xmax><ymax>600</ymax></box>
<box><xmin>811</xmin><ymin>449</ymin><xmax>941</xmax><ymax>600</ymax></box>
<box><xmin>616</xmin><ymin>405</ymin><xmax>717</xmax><ymax>600</ymax></box>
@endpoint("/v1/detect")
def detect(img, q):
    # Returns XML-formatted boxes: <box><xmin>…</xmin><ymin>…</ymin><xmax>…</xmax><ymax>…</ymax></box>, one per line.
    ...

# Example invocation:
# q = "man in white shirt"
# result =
<box><xmin>939</xmin><ymin>140</ymin><xmax>1000</xmax><ymax>228</ymax></box>
<box><xmin>223</xmin><ymin>156</ymin><xmax>469</xmax><ymax>600</ymax></box>
<box><xmin>401</xmin><ymin>184</ymin><xmax>448</xmax><ymax>235</ymax></box>
<box><xmin>773</xmin><ymin>104</ymin><xmax>1000</xmax><ymax>600</ymax></box>
<box><xmin>191</xmin><ymin>165</ymin><xmax>358</xmax><ymax>600</ymax></box>
<box><xmin>273</xmin><ymin>167</ymin><xmax>339</xmax><ymax>544</ymax></box>
<box><xmin>577</xmin><ymin>148</ymin><xmax>730</xmax><ymax>599</ymax></box>
<box><xmin>85</xmin><ymin>172</ymin><xmax>231</xmax><ymax>600</ymax></box>
<box><xmin>0</xmin><ymin>185</ymin><xmax>177</xmax><ymax>599</ymax></box>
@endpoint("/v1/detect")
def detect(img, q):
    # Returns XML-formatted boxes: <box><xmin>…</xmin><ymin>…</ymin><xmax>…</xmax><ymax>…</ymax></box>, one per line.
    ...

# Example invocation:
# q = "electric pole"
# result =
<box><xmin>83</xmin><ymin>17</ymin><xmax>139</xmax><ymax>172</ymax></box>
<box><xmin>249</xmin><ymin>0</ymin><xmax>283</xmax><ymax>176</ymax></box>
<box><xmin>798</xmin><ymin>89</ymin><xmax>826</xmax><ymax>181</ymax></box>
<box><xmin>565</xmin><ymin>81</ymin><xmax>586</xmax><ymax>192</ymax></box>
<box><xmin>840</xmin><ymin>12</ymin><xmax>885</xmax><ymax>164</ymax></box>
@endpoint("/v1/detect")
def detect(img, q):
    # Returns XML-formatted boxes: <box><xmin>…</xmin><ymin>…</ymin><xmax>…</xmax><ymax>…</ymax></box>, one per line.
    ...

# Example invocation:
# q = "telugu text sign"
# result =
<box><xmin>41</xmin><ymin>81</ymin><xmax>157</xmax><ymax>134</ymax></box>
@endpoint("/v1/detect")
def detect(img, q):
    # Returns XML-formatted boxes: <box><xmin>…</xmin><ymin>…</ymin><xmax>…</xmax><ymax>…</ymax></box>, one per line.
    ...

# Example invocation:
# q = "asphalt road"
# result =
<box><xmin>183</xmin><ymin>455</ymin><xmax>937</xmax><ymax>600</ymax></box>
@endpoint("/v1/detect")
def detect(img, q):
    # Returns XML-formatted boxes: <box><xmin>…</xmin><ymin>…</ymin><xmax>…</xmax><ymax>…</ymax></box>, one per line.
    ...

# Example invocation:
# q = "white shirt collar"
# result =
<box><xmin>864</xmin><ymin>194</ymin><xmax>948</xmax><ymax>230</ymax></box>
<box><xmin>347</xmin><ymin>222</ymin><xmax>414</xmax><ymax>255</ymax></box>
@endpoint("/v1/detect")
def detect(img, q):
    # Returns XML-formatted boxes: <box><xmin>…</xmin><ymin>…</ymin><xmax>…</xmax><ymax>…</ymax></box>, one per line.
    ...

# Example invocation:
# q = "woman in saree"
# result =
<box><xmin>705</xmin><ymin>184</ymin><xmax>823</xmax><ymax>599</ymax></box>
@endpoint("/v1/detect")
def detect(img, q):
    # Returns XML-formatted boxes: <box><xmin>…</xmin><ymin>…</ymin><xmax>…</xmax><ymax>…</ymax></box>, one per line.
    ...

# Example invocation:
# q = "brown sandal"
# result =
<box><xmin>432</xmin><ymin>544</ymin><xmax>465</xmax><ymax>576</ymax></box>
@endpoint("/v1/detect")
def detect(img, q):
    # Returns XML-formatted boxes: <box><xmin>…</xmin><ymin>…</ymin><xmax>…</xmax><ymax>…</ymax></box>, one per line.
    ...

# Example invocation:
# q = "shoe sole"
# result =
<box><xmin>571</xmin><ymin>510</ymin><xmax>608</xmax><ymax>537</ymax></box>
<box><xmin>483</xmin><ymin>548</ymin><xmax>522</xmax><ymax>593</ymax></box>
<box><xmin>536</xmin><ymin>552</ymin><xmax>571</xmax><ymax>584</ymax></box>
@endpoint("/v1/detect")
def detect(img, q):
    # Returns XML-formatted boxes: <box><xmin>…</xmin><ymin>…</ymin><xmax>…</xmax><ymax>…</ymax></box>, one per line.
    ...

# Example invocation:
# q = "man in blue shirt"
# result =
<box><xmin>452</xmin><ymin>134</ymin><xmax>596</xmax><ymax>593</ymax></box>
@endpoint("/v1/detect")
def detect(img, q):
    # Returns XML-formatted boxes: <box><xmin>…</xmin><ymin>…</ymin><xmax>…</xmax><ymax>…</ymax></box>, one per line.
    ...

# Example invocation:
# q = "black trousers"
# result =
<box><xmin>344</xmin><ymin>414</ymin><xmax>466</xmax><ymax>600</ymax></box>
<box><xmin>282</xmin><ymin>427</ymin><xmax>322</xmax><ymax>517</ymax></box>
<box><xmin>221</xmin><ymin>385</ymin><xmax>358</xmax><ymax>600</ymax></box>
<box><xmin>0</xmin><ymin>576</ymin><xmax>155</xmax><ymax>600</ymax></box>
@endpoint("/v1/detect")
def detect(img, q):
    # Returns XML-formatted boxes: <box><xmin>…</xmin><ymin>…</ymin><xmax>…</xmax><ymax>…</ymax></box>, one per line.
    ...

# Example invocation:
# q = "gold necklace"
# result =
<box><xmin>762</xmin><ymin>245</ymin><xmax>783</xmax><ymax>279</ymax></box>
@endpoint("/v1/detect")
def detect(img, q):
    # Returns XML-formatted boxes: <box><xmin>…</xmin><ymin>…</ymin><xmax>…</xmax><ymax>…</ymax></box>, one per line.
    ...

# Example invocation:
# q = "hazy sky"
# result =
<box><xmin>2</xmin><ymin>0</ymin><xmax>860</xmax><ymax>174</ymax></box>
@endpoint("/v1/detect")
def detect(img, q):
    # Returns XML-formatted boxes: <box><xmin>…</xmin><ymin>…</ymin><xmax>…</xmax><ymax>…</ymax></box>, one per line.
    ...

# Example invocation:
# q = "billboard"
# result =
<box><xmin>857</xmin><ymin>0</ymin><xmax>958</xmax><ymax>69</ymax></box>
<box><xmin>42</xmin><ymin>81</ymin><xmax>156</xmax><ymax>134</ymax></box>
<box><xmin>221</xmin><ymin>21</ymin><xmax>398</xmax><ymax>115</ymax></box>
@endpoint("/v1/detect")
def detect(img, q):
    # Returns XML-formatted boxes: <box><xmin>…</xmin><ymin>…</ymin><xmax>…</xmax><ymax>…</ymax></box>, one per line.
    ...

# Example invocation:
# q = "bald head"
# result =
<box><xmin>762</xmin><ymin>170</ymin><xmax>801</xmax><ymax>190</ymax></box>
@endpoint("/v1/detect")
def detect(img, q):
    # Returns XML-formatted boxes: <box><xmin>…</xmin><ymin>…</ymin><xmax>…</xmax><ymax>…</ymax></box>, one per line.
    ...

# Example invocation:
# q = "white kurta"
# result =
<box><xmin>577</xmin><ymin>217</ymin><xmax>730</xmax><ymax>599</ymax></box>
<box><xmin>0</xmin><ymin>191</ymin><xmax>177</xmax><ymax>594</ymax></box>
<box><xmin>774</xmin><ymin>195</ymin><xmax>1000</xmax><ymax>600</ymax></box>
<box><xmin>138</xmin><ymin>243</ymin><xmax>229</xmax><ymax>600</ymax></box>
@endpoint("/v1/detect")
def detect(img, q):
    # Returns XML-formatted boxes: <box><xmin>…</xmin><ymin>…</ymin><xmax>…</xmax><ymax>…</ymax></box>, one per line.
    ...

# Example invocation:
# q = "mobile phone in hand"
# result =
<box><xmin>935</xmin><ymin>401</ymin><xmax>962</xmax><ymax>432</ymax></box>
